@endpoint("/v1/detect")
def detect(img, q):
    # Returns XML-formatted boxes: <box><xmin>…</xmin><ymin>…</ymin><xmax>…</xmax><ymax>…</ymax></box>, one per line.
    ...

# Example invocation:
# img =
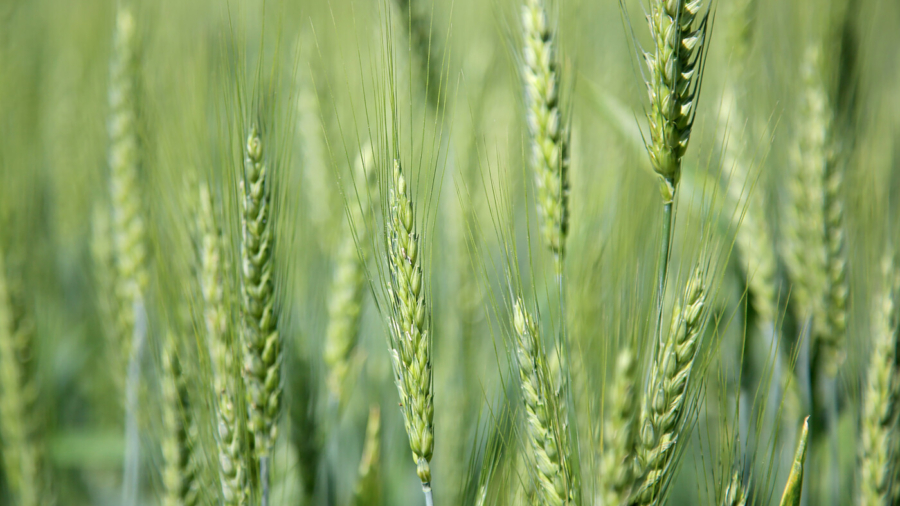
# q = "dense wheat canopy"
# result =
<box><xmin>0</xmin><ymin>0</ymin><xmax>898</xmax><ymax>505</ymax></box>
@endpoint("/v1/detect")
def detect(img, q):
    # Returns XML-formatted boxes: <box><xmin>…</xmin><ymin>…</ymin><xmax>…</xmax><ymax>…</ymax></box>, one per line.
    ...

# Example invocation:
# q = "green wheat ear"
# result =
<box><xmin>160</xmin><ymin>331</ymin><xmax>200</xmax><ymax>506</ymax></box>
<box><xmin>857</xmin><ymin>254</ymin><xmax>899</xmax><ymax>505</ymax></box>
<box><xmin>643</xmin><ymin>0</ymin><xmax>708</xmax><ymax>201</ymax></box>
<box><xmin>779</xmin><ymin>417</ymin><xmax>810</xmax><ymax>506</ymax></box>
<box><xmin>239</xmin><ymin>125</ymin><xmax>282</xmax><ymax>456</ymax></box>
<box><xmin>598</xmin><ymin>348</ymin><xmax>637</xmax><ymax>506</ymax></box>
<box><xmin>632</xmin><ymin>268</ymin><xmax>706</xmax><ymax>505</ymax></box>
<box><xmin>0</xmin><ymin>253</ymin><xmax>47</xmax><ymax>506</ymax></box>
<box><xmin>512</xmin><ymin>298</ymin><xmax>575</xmax><ymax>506</ymax></box>
<box><xmin>521</xmin><ymin>0</ymin><xmax>569</xmax><ymax>266</ymax></box>
<box><xmin>386</xmin><ymin>159</ymin><xmax>434</xmax><ymax>502</ymax></box>
<box><xmin>352</xmin><ymin>405</ymin><xmax>383</xmax><ymax>506</ymax></box>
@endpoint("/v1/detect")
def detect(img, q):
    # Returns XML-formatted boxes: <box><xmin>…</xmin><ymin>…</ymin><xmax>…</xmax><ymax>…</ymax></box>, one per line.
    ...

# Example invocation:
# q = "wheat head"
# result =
<box><xmin>386</xmin><ymin>159</ymin><xmax>434</xmax><ymax>494</ymax></box>
<box><xmin>522</xmin><ymin>0</ymin><xmax>569</xmax><ymax>265</ymax></box>
<box><xmin>599</xmin><ymin>349</ymin><xmax>637</xmax><ymax>506</ymax></box>
<box><xmin>632</xmin><ymin>268</ymin><xmax>706</xmax><ymax>505</ymax></box>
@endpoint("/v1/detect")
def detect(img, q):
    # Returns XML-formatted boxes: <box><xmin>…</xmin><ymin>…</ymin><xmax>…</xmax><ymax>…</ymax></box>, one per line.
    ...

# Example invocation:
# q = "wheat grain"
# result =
<box><xmin>522</xmin><ymin>0</ymin><xmax>569</xmax><ymax>266</ymax></box>
<box><xmin>513</xmin><ymin>298</ymin><xmax>574</xmax><ymax>506</ymax></box>
<box><xmin>598</xmin><ymin>349</ymin><xmax>637</xmax><ymax>506</ymax></box>
<box><xmin>632</xmin><ymin>268</ymin><xmax>706</xmax><ymax>505</ymax></box>
<box><xmin>324</xmin><ymin>143</ymin><xmax>376</xmax><ymax>408</ymax></box>
<box><xmin>779</xmin><ymin>417</ymin><xmax>810</xmax><ymax>506</ymax></box>
<box><xmin>857</xmin><ymin>255</ymin><xmax>898</xmax><ymax>505</ymax></box>
<box><xmin>643</xmin><ymin>0</ymin><xmax>708</xmax><ymax>202</ymax></box>
<box><xmin>198</xmin><ymin>183</ymin><xmax>247</xmax><ymax>506</ymax></box>
<box><xmin>386</xmin><ymin>159</ymin><xmax>434</xmax><ymax>501</ymax></box>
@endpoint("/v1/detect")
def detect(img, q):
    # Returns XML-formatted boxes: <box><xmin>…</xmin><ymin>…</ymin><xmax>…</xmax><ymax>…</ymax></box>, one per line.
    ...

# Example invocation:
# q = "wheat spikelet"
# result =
<box><xmin>107</xmin><ymin>6</ymin><xmax>148</xmax><ymax>376</ymax></box>
<box><xmin>857</xmin><ymin>255</ymin><xmax>899</xmax><ymax>505</ymax></box>
<box><xmin>722</xmin><ymin>470</ymin><xmax>747</xmax><ymax>506</ymax></box>
<box><xmin>352</xmin><ymin>405</ymin><xmax>382</xmax><ymax>506</ymax></box>
<box><xmin>512</xmin><ymin>298</ymin><xmax>574</xmax><ymax>506</ymax></box>
<box><xmin>0</xmin><ymin>254</ymin><xmax>46</xmax><ymax>506</ymax></box>
<box><xmin>643</xmin><ymin>0</ymin><xmax>708</xmax><ymax>201</ymax></box>
<box><xmin>598</xmin><ymin>349</ymin><xmax>637</xmax><ymax>506</ymax></box>
<box><xmin>239</xmin><ymin>126</ymin><xmax>282</xmax><ymax>460</ymax></box>
<box><xmin>632</xmin><ymin>268</ymin><xmax>706</xmax><ymax>505</ymax></box>
<box><xmin>386</xmin><ymin>159</ymin><xmax>434</xmax><ymax>497</ymax></box>
<box><xmin>521</xmin><ymin>0</ymin><xmax>569</xmax><ymax>264</ymax></box>
<box><xmin>324</xmin><ymin>144</ymin><xmax>376</xmax><ymax>407</ymax></box>
<box><xmin>198</xmin><ymin>183</ymin><xmax>247</xmax><ymax>506</ymax></box>
<box><xmin>160</xmin><ymin>331</ymin><xmax>200</xmax><ymax>506</ymax></box>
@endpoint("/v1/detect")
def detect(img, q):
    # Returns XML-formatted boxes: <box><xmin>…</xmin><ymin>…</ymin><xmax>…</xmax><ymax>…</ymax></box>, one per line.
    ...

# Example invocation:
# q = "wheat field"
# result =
<box><xmin>0</xmin><ymin>0</ymin><xmax>898</xmax><ymax>505</ymax></box>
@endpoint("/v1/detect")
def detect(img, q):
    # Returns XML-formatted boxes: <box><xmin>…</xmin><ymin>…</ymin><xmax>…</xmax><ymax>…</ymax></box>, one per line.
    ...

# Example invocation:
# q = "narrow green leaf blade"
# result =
<box><xmin>779</xmin><ymin>417</ymin><xmax>810</xmax><ymax>506</ymax></box>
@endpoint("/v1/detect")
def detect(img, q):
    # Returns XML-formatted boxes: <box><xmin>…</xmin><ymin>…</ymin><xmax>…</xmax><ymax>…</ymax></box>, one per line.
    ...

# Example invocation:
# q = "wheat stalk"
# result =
<box><xmin>160</xmin><ymin>331</ymin><xmax>200</xmax><ymax>506</ymax></box>
<box><xmin>632</xmin><ymin>268</ymin><xmax>706</xmax><ymax>505</ymax></box>
<box><xmin>513</xmin><ymin>298</ymin><xmax>574</xmax><ymax>506</ymax></box>
<box><xmin>324</xmin><ymin>143</ymin><xmax>376</xmax><ymax>408</ymax></box>
<box><xmin>857</xmin><ymin>255</ymin><xmax>899</xmax><ymax>505</ymax></box>
<box><xmin>598</xmin><ymin>349</ymin><xmax>637</xmax><ymax>506</ymax></box>
<box><xmin>198</xmin><ymin>183</ymin><xmax>247</xmax><ymax>506</ymax></box>
<box><xmin>521</xmin><ymin>0</ymin><xmax>569</xmax><ymax>267</ymax></box>
<box><xmin>0</xmin><ymin>254</ymin><xmax>46</xmax><ymax>506</ymax></box>
<box><xmin>352</xmin><ymin>405</ymin><xmax>383</xmax><ymax>506</ymax></box>
<box><xmin>385</xmin><ymin>159</ymin><xmax>434</xmax><ymax>503</ymax></box>
<box><xmin>239</xmin><ymin>126</ymin><xmax>281</xmax><ymax>504</ymax></box>
<box><xmin>779</xmin><ymin>417</ymin><xmax>810</xmax><ymax>506</ymax></box>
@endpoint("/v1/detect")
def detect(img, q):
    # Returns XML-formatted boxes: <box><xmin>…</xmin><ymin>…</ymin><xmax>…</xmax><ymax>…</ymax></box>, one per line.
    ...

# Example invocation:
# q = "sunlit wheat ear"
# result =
<box><xmin>632</xmin><ymin>268</ymin><xmax>706</xmax><ymax>505</ymax></box>
<box><xmin>198</xmin><ymin>183</ymin><xmax>247</xmax><ymax>506</ymax></box>
<box><xmin>599</xmin><ymin>349</ymin><xmax>637</xmax><ymax>506</ymax></box>
<box><xmin>782</xmin><ymin>45</ymin><xmax>847</xmax><ymax>376</ymax></box>
<box><xmin>857</xmin><ymin>255</ymin><xmax>899</xmax><ymax>505</ymax></box>
<box><xmin>521</xmin><ymin>0</ymin><xmax>569</xmax><ymax>267</ymax></box>
<box><xmin>108</xmin><ymin>5</ymin><xmax>148</xmax><ymax>376</ymax></box>
<box><xmin>722</xmin><ymin>470</ymin><xmax>747</xmax><ymax>506</ymax></box>
<box><xmin>779</xmin><ymin>417</ymin><xmax>810</xmax><ymax>506</ymax></box>
<box><xmin>643</xmin><ymin>0</ymin><xmax>708</xmax><ymax>202</ymax></box>
<box><xmin>351</xmin><ymin>405</ymin><xmax>382</xmax><ymax>506</ymax></box>
<box><xmin>386</xmin><ymin>159</ymin><xmax>434</xmax><ymax>501</ymax></box>
<box><xmin>240</xmin><ymin>125</ymin><xmax>282</xmax><ymax>458</ymax></box>
<box><xmin>0</xmin><ymin>254</ymin><xmax>45</xmax><ymax>506</ymax></box>
<box><xmin>160</xmin><ymin>331</ymin><xmax>200</xmax><ymax>506</ymax></box>
<box><xmin>324</xmin><ymin>143</ymin><xmax>377</xmax><ymax>409</ymax></box>
<box><xmin>512</xmin><ymin>298</ymin><xmax>574</xmax><ymax>506</ymax></box>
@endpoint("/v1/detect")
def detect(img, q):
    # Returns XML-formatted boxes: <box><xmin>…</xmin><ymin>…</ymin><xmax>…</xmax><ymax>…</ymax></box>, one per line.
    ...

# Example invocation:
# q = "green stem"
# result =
<box><xmin>656</xmin><ymin>199</ymin><xmax>674</xmax><ymax>314</ymax></box>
